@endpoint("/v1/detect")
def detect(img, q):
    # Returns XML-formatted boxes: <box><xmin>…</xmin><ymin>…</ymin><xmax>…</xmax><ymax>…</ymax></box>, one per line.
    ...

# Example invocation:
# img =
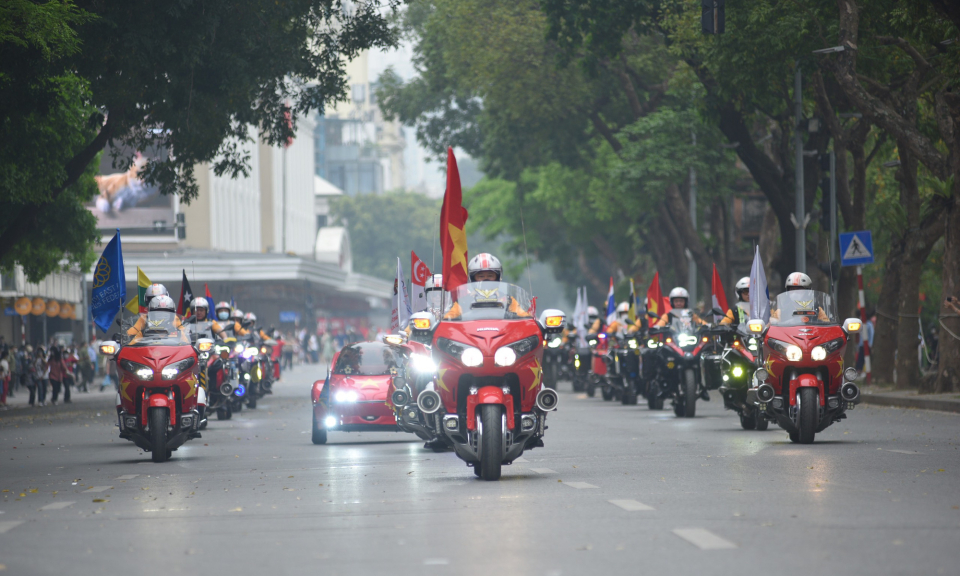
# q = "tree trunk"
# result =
<box><xmin>934</xmin><ymin>199</ymin><xmax>960</xmax><ymax>393</ymax></box>
<box><xmin>893</xmin><ymin>146</ymin><xmax>922</xmax><ymax>389</ymax></box>
<box><xmin>871</xmin><ymin>243</ymin><xmax>902</xmax><ymax>384</ymax></box>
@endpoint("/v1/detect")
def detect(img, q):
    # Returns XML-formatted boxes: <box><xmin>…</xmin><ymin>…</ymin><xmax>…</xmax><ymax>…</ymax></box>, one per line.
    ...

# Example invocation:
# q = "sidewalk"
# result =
<box><xmin>859</xmin><ymin>385</ymin><xmax>960</xmax><ymax>414</ymax></box>
<box><xmin>1</xmin><ymin>381</ymin><xmax>116</xmax><ymax>420</ymax></box>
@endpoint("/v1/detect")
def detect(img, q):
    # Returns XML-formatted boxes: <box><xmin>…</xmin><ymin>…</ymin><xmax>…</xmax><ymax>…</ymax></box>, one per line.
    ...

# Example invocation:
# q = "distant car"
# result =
<box><xmin>311</xmin><ymin>341</ymin><xmax>402</xmax><ymax>444</ymax></box>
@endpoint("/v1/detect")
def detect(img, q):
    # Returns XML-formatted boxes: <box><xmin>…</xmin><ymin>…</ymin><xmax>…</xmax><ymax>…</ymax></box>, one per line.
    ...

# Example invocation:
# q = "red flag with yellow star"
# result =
<box><xmin>440</xmin><ymin>147</ymin><xmax>469</xmax><ymax>291</ymax></box>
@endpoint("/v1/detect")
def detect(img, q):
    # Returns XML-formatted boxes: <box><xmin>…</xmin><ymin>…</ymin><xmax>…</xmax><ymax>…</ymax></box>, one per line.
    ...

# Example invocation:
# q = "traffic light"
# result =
<box><xmin>701</xmin><ymin>0</ymin><xmax>725</xmax><ymax>34</ymax></box>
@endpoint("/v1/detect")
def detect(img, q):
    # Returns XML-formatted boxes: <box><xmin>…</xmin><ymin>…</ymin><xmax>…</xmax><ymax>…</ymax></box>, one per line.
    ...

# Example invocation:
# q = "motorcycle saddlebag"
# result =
<box><xmin>700</xmin><ymin>354</ymin><xmax>724</xmax><ymax>390</ymax></box>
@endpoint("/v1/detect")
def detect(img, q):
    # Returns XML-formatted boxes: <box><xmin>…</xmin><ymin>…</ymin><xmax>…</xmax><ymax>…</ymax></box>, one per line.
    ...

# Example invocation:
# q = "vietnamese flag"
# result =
<box><xmin>440</xmin><ymin>147</ymin><xmax>469</xmax><ymax>291</ymax></box>
<box><xmin>710</xmin><ymin>264</ymin><xmax>729</xmax><ymax>323</ymax></box>
<box><xmin>645</xmin><ymin>272</ymin><xmax>663</xmax><ymax>318</ymax></box>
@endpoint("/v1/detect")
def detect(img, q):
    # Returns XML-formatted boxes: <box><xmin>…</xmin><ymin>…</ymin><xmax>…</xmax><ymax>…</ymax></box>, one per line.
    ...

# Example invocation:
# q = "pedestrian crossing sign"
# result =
<box><xmin>839</xmin><ymin>231</ymin><xmax>874</xmax><ymax>266</ymax></box>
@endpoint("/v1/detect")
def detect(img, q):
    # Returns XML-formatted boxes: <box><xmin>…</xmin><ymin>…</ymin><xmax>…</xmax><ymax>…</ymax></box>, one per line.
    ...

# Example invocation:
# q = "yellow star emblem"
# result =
<box><xmin>437</xmin><ymin>368</ymin><xmax>450</xmax><ymax>392</ymax></box>
<box><xmin>447</xmin><ymin>223</ymin><xmax>469</xmax><ymax>274</ymax></box>
<box><xmin>120</xmin><ymin>379</ymin><xmax>134</xmax><ymax>402</ymax></box>
<box><xmin>528</xmin><ymin>358</ymin><xmax>542</xmax><ymax>391</ymax></box>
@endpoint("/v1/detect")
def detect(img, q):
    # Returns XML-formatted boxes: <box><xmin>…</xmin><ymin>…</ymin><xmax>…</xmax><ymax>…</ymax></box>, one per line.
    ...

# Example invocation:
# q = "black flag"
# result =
<box><xmin>177</xmin><ymin>270</ymin><xmax>195</xmax><ymax>317</ymax></box>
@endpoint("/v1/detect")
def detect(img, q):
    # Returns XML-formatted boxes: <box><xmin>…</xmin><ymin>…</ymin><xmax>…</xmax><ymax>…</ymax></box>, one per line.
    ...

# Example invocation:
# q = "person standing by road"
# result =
<box><xmin>0</xmin><ymin>349</ymin><xmax>10</xmax><ymax>409</ymax></box>
<box><xmin>34</xmin><ymin>346</ymin><xmax>48</xmax><ymax>406</ymax></box>
<box><xmin>47</xmin><ymin>346</ymin><xmax>69</xmax><ymax>405</ymax></box>
<box><xmin>320</xmin><ymin>331</ymin><xmax>335</xmax><ymax>366</ymax></box>
<box><xmin>282</xmin><ymin>335</ymin><xmax>294</xmax><ymax>370</ymax></box>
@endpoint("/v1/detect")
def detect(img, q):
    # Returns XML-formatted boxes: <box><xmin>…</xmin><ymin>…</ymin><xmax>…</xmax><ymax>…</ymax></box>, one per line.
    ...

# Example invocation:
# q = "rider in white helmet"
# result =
<box><xmin>720</xmin><ymin>277</ymin><xmax>751</xmax><ymax>326</ymax></box>
<box><xmin>444</xmin><ymin>253</ymin><xmax>530</xmax><ymax>319</ymax></box>
<box><xmin>126</xmin><ymin>284</ymin><xmax>183</xmax><ymax>339</ymax></box>
<box><xmin>587</xmin><ymin>305</ymin><xmax>604</xmax><ymax>334</ymax></box>
<box><xmin>771</xmin><ymin>272</ymin><xmax>828</xmax><ymax>322</ymax></box>
<box><xmin>654</xmin><ymin>287</ymin><xmax>706</xmax><ymax>327</ymax></box>
<box><xmin>606</xmin><ymin>301</ymin><xmax>640</xmax><ymax>335</ymax></box>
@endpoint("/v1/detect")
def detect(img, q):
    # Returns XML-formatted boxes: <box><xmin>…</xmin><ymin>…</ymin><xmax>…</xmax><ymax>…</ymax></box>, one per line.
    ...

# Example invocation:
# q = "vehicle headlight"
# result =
<box><xmin>811</xmin><ymin>346</ymin><xmax>827</xmax><ymax>361</ymax></box>
<box><xmin>334</xmin><ymin>390</ymin><xmax>359</xmax><ymax>403</ymax></box>
<box><xmin>628</xmin><ymin>339</ymin><xmax>637</xmax><ymax>349</ymax></box>
<box><xmin>461</xmin><ymin>347</ymin><xmax>483</xmax><ymax>367</ymax></box>
<box><xmin>494</xmin><ymin>347</ymin><xmax>517</xmax><ymax>367</ymax></box>
<box><xmin>822</xmin><ymin>337</ymin><xmax>845</xmax><ymax>353</ymax></box>
<box><xmin>234</xmin><ymin>344</ymin><xmax>244</xmax><ymax>354</ymax></box>
<box><xmin>678</xmin><ymin>334</ymin><xmax>699</xmax><ymax>347</ymax></box>
<box><xmin>436</xmin><ymin>337</ymin><xmax>467</xmax><ymax>358</ymax></box>
<box><xmin>242</xmin><ymin>347</ymin><xmax>258</xmax><ymax>359</ymax></box>
<box><xmin>161</xmin><ymin>358</ymin><xmax>195</xmax><ymax>380</ymax></box>
<box><xmin>588</xmin><ymin>339</ymin><xmax>597</xmax><ymax>346</ymax></box>
<box><xmin>507</xmin><ymin>335</ymin><xmax>540</xmax><ymax>357</ymax></box>
<box><xmin>547</xmin><ymin>337</ymin><xmax>562</xmax><ymax>348</ymax></box>
<box><xmin>647</xmin><ymin>339</ymin><xmax>657</xmax><ymax>348</ymax></box>
<box><xmin>732</xmin><ymin>366</ymin><xmax>744</xmax><ymax>378</ymax></box>
<box><xmin>120</xmin><ymin>359</ymin><xmax>154</xmax><ymax>381</ymax></box>
<box><xmin>409</xmin><ymin>354</ymin><xmax>436</xmax><ymax>373</ymax></box>
<box><xmin>786</xmin><ymin>345</ymin><xmax>803</xmax><ymax>362</ymax></box>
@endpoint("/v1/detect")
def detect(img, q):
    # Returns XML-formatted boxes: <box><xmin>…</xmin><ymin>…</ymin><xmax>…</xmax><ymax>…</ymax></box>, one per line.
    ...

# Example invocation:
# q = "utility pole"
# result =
<box><xmin>794</xmin><ymin>64</ymin><xmax>806</xmax><ymax>273</ymax></box>
<box><xmin>282</xmin><ymin>145</ymin><xmax>287</xmax><ymax>254</ymax></box>
<box><xmin>688</xmin><ymin>129</ymin><xmax>697</xmax><ymax>304</ymax></box>
<box><xmin>829</xmin><ymin>148</ymin><xmax>837</xmax><ymax>303</ymax></box>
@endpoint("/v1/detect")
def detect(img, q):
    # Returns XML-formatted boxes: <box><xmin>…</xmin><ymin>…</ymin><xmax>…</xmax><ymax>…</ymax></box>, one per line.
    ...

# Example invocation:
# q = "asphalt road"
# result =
<box><xmin>1</xmin><ymin>364</ymin><xmax>958</xmax><ymax>576</ymax></box>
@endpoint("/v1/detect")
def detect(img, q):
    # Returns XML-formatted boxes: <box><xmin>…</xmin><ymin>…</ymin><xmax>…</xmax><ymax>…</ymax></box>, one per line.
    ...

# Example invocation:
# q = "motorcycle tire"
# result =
<box><xmin>572</xmin><ymin>377</ymin><xmax>585</xmax><ymax>393</ymax></box>
<box><xmin>479</xmin><ymin>404</ymin><xmax>503</xmax><ymax>481</ymax></box>
<box><xmin>797</xmin><ymin>388</ymin><xmax>818</xmax><ymax>444</ymax></box>
<box><xmin>789</xmin><ymin>430</ymin><xmax>800</xmax><ymax>443</ymax></box>
<box><xmin>546</xmin><ymin>365</ymin><xmax>558</xmax><ymax>390</ymax></box>
<box><xmin>586</xmin><ymin>383</ymin><xmax>596</xmax><ymax>398</ymax></box>
<box><xmin>216</xmin><ymin>408</ymin><xmax>227</xmax><ymax>421</ymax></box>
<box><xmin>621</xmin><ymin>386</ymin><xmax>638</xmax><ymax>405</ymax></box>
<box><xmin>755</xmin><ymin>414</ymin><xmax>769</xmax><ymax>431</ymax></box>
<box><xmin>149</xmin><ymin>407</ymin><xmax>169</xmax><ymax>463</ymax></box>
<box><xmin>682</xmin><ymin>369</ymin><xmax>697</xmax><ymax>418</ymax></box>
<box><xmin>739</xmin><ymin>412</ymin><xmax>757</xmax><ymax>430</ymax></box>
<box><xmin>247</xmin><ymin>398</ymin><xmax>257</xmax><ymax>409</ymax></box>
<box><xmin>601</xmin><ymin>386</ymin><xmax>614</xmax><ymax>401</ymax></box>
<box><xmin>673</xmin><ymin>403</ymin><xmax>684</xmax><ymax>417</ymax></box>
<box><xmin>647</xmin><ymin>382</ymin><xmax>663</xmax><ymax>410</ymax></box>
<box><xmin>312</xmin><ymin>414</ymin><xmax>327</xmax><ymax>445</ymax></box>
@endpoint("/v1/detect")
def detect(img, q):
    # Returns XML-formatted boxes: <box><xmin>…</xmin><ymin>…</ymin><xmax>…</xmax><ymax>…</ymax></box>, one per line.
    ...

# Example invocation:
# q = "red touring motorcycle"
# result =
<box><xmin>746</xmin><ymin>289</ymin><xmax>862</xmax><ymax>443</ymax></box>
<box><xmin>409</xmin><ymin>281</ymin><xmax>564</xmax><ymax>481</ymax></box>
<box><xmin>311</xmin><ymin>340</ymin><xmax>403</xmax><ymax>444</ymax></box>
<box><xmin>100</xmin><ymin>311</ymin><xmax>208</xmax><ymax>462</ymax></box>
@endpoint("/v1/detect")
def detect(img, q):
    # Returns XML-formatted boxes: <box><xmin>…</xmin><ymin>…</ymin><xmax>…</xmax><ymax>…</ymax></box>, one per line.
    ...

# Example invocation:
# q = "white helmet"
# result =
<box><xmin>616</xmin><ymin>302</ymin><xmax>630</xmax><ymax>313</ymax></box>
<box><xmin>425</xmin><ymin>274</ymin><xmax>443</xmax><ymax>291</ymax></box>
<box><xmin>668</xmin><ymin>287</ymin><xmax>689</xmax><ymax>308</ymax></box>
<box><xmin>467</xmin><ymin>253</ymin><xmax>502</xmax><ymax>282</ymax></box>
<box><xmin>148</xmin><ymin>294</ymin><xmax>176</xmax><ymax>313</ymax></box>
<box><xmin>785</xmin><ymin>272</ymin><xmax>812</xmax><ymax>291</ymax></box>
<box><xmin>587</xmin><ymin>305</ymin><xmax>599</xmax><ymax>320</ymax></box>
<box><xmin>735</xmin><ymin>277</ymin><xmax>750</xmax><ymax>291</ymax></box>
<box><xmin>144</xmin><ymin>284</ymin><xmax>169</xmax><ymax>307</ymax></box>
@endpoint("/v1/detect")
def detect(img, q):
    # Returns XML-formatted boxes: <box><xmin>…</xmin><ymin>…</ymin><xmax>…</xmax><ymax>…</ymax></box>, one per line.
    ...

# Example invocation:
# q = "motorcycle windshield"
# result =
<box><xmin>665</xmin><ymin>310</ymin><xmax>700</xmax><ymax>348</ymax></box>
<box><xmin>333</xmin><ymin>342</ymin><xmax>401</xmax><ymax>376</ymax></box>
<box><xmin>770</xmin><ymin>290</ymin><xmax>838</xmax><ymax>327</ymax></box>
<box><xmin>124</xmin><ymin>311</ymin><xmax>190</xmax><ymax>347</ymax></box>
<box><xmin>183</xmin><ymin>320</ymin><xmax>214</xmax><ymax>342</ymax></box>
<box><xmin>443</xmin><ymin>282</ymin><xmax>534</xmax><ymax>322</ymax></box>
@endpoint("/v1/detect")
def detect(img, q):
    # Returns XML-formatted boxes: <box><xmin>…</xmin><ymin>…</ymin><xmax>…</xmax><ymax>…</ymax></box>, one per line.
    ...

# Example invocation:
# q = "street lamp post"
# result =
<box><xmin>793</xmin><ymin>64</ymin><xmax>806</xmax><ymax>274</ymax></box>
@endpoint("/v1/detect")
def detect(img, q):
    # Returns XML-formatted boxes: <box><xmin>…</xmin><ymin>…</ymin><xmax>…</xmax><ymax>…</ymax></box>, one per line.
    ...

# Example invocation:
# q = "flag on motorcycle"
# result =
<box><xmin>646</xmin><ymin>272</ymin><xmax>663</xmax><ymax>317</ymax></box>
<box><xmin>410</xmin><ymin>251</ymin><xmax>431</xmax><ymax>313</ymax></box>
<box><xmin>710</xmin><ymin>264</ymin><xmax>729</xmax><ymax>323</ymax></box>
<box><xmin>628</xmin><ymin>279</ymin><xmax>638</xmax><ymax>323</ymax></box>
<box><xmin>748</xmin><ymin>246</ymin><xmax>770</xmax><ymax>322</ymax></box>
<box><xmin>204</xmin><ymin>284</ymin><xmax>215</xmax><ymax>310</ymax></box>
<box><xmin>176</xmin><ymin>270</ymin><xmax>194</xmax><ymax>317</ymax></box>
<box><xmin>90</xmin><ymin>230</ymin><xmax>127</xmax><ymax>333</ymax></box>
<box><xmin>440</xmin><ymin>147</ymin><xmax>469</xmax><ymax>292</ymax></box>
<box><xmin>574</xmin><ymin>286</ymin><xmax>589</xmax><ymax>347</ymax></box>
<box><xmin>124</xmin><ymin>266</ymin><xmax>151</xmax><ymax>314</ymax></box>
<box><xmin>605</xmin><ymin>277</ymin><xmax>616</xmax><ymax>324</ymax></box>
<box><xmin>391</xmin><ymin>257</ymin><xmax>412</xmax><ymax>331</ymax></box>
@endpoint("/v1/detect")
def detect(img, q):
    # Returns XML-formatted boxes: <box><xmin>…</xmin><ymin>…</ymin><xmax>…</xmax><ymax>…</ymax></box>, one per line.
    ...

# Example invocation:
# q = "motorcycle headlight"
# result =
<box><xmin>409</xmin><ymin>353</ymin><xmax>437</xmax><ymax>373</ymax></box>
<box><xmin>822</xmin><ymin>337</ymin><xmax>845</xmax><ymax>353</ymax></box>
<box><xmin>161</xmin><ymin>357</ymin><xmax>195</xmax><ymax>380</ymax></box>
<box><xmin>786</xmin><ymin>345</ymin><xmax>803</xmax><ymax>362</ymax></box>
<box><xmin>334</xmin><ymin>390</ymin><xmax>359</xmax><ymax>403</ymax></box>
<box><xmin>647</xmin><ymin>339</ymin><xmax>657</xmax><ymax>348</ymax></box>
<box><xmin>436</xmin><ymin>337</ymin><xmax>467</xmax><ymax>358</ymax></box>
<box><xmin>732</xmin><ymin>366</ymin><xmax>744</xmax><ymax>378</ymax></box>
<box><xmin>507</xmin><ymin>335</ymin><xmax>540</xmax><ymax>358</ymax></box>
<box><xmin>234</xmin><ymin>344</ymin><xmax>244</xmax><ymax>354</ymax></box>
<box><xmin>811</xmin><ymin>346</ymin><xmax>827</xmax><ymax>361</ymax></box>
<box><xmin>547</xmin><ymin>337</ymin><xmax>562</xmax><ymax>348</ymax></box>
<box><xmin>460</xmin><ymin>347</ymin><xmax>483</xmax><ymax>367</ymax></box>
<box><xmin>628</xmin><ymin>339</ymin><xmax>638</xmax><ymax>349</ymax></box>
<box><xmin>242</xmin><ymin>347</ymin><xmax>259</xmax><ymax>359</ymax></box>
<box><xmin>494</xmin><ymin>347</ymin><xmax>517</xmax><ymax>367</ymax></box>
<box><xmin>588</xmin><ymin>339</ymin><xmax>597</xmax><ymax>346</ymax></box>
<box><xmin>120</xmin><ymin>359</ymin><xmax>154</xmax><ymax>381</ymax></box>
<box><xmin>678</xmin><ymin>334</ymin><xmax>699</xmax><ymax>347</ymax></box>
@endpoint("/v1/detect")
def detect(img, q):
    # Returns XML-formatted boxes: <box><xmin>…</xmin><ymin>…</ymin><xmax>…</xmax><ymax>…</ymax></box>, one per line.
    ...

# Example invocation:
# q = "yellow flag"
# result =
<box><xmin>124</xmin><ymin>267</ymin><xmax>151</xmax><ymax>313</ymax></box>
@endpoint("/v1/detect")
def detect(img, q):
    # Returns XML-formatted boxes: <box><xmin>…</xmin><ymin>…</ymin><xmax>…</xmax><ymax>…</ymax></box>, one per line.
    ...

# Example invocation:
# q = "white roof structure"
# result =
<box><xmin>315</xmin><ymin>175</ymin><xmax>344</xmax><ymax>197</ymax></box>
<box><xmin>314</xmin><ymin>227</ymin><xmax>352</xmax><ymax>273</ymax></box>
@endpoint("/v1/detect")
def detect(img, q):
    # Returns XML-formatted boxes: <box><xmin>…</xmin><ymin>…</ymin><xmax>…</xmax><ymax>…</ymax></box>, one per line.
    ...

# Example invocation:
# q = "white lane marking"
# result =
<box><xmin>531</xmin><ymin>468</ymin><xmax>556</xmax><ymax>474</ymax></box>
<box><xmin>563</xmin><ymin>482</ymin><xmax>598</xmax><ymax>489</ymax></box>
<box><xmin>672</xmin><ymin>528</ymin><xmax>737</xmax><ymax>550</ymax></box>
<box><xmin>116</xmin><ymin>474</ymin><xmax>140</xmax><ymax>480</ymax></box>
<box><xmin>608</xmin><ymin>499</ymin><xmax>654</xmax><ymax>511</ymax></box>
<box><xmin>39</xmin><ymin>501</ymin><xmax>76</xmax><ymax>511</ymax></box>
<box><xmin>82</xmin><ymin>486</ymin><xmax>112</xmax><ymax>493</ymax></box>
<box><xmin>0</xmin><ymin>521</ymin><xmax>24</xmax><ymax>534</ymax></box>
<box><xmin>424</xmin><ymin>558</ymin><xmax>449</xmax><ymax>565</ymax></box>
<box><xmin>885</xmin><ymin>449</ymin><xmax>923</xmax><ymax>455</ymax></box>
<box><xmin>514</xmin><ymin>457</ymin><xmax>529</xmax><ymax>463</ymax></box>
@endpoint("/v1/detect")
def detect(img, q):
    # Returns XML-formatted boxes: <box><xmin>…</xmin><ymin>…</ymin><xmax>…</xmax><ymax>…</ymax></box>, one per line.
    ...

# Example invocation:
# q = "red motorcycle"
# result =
<box><xmin>747</xmin><ymin>289</ymin><xmax>862</xmax><ymax>444</ymax></box>
<box><xmin>409</xmin><ymin>281</ymin><xmax>563</xmax><ymax>480</ymax></box>
<box><xmin>100</xmin><ymin>310</ymin><xmax>207</xmax><ymax>462</ymax></box>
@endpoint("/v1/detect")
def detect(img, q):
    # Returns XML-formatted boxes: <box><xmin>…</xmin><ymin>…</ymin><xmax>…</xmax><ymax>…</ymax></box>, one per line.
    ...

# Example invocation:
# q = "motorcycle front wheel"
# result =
<box><xmin>647</xmin><ymin>381</ymin><xmax>663</xmax><ymax>410</ymax></box>
<box><xmin>149</xmin><ymin>407</ymin><xmax>169</xmax><ymax>463</ymax></box>
<box><xmin>739</xmin><ymin>412</ymin><xmax>757</xmax><ymax>430</ymax></box>
<box><xmin>682</xmin><ymin>369</ymin><xmax>697</xmax><ymax>418</ymax></box>
<box><xmin>621</xmin><ymin>382</ymin><xmax>638</xmax><ymax>405</ymax></box>
<box><xmin>797</xmin><ymin>388</ymin><xmax>818</xmax><ymax>443</ymax></box>
<box><xmin>479</xmin><ymin>404</ymin><xmax>503</xmax><ymax>481</ymax></box>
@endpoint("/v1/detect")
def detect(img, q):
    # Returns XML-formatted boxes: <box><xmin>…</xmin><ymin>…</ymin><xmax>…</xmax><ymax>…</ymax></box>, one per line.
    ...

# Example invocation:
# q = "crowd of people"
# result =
<box><xmin>0</xmin><ymin>336</ymin><xmax>111</xmax><ymax>409</ymax></box>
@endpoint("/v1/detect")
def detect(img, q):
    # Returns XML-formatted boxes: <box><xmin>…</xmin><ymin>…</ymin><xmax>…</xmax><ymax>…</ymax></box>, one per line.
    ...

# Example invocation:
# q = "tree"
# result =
<box><xmin>0</xmin><ymin>0</ymin><xmax>399</xmax><ymax>270</ymax></box>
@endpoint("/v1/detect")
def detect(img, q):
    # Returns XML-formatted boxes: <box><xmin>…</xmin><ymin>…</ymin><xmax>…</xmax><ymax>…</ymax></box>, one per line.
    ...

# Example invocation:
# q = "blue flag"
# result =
<box><xmin>90</xmin><ymin>231</ymin><xmax>127</xmax><ymax>333</ymax></box>
<box><xmin>748</xmin><ymin>246</ymin><xmax>770</xmax><ymax>323</ymax></box>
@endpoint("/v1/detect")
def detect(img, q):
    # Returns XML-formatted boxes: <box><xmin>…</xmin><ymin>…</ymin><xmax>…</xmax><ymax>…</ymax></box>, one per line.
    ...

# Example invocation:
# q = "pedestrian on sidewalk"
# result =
<box><xmin>47</xmin><ymin>346</ymin><xmax>69</xmax><ymax>405</ymax></box>
<box><xmin>282</xmin><ymin>335</ymin><xmax>294</xmax><ymax>370</ymax></box>
<box><xmin>78</xmin><ymin>341</ymin><xmax>94</xmax><ymax>392</ymax></box>
<box><xmin>62</xmin><ymin>346</ymin><xmax>77</xmax><ymax>403</ymax></box>
<box><xmin>34</xmin><ymin>346</ymin><xmax>48</xmax><ymax>406</ymax></box>
<box><xmin>22</xmin><ymin>347</ymin><xmax>38</xmax><ymax>406</ymax></box>
<box><xmin>0</xmin><ymin>349</ymin><xmax>10</xmax><ymax>409</ymax></box>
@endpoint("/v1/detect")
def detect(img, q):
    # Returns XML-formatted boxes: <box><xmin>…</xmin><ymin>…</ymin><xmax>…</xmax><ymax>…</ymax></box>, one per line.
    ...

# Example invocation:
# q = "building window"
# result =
<box><xmin>317</xmin><ymin>215</ymin><xmax>328</xmax><ymax>230</ymax></box>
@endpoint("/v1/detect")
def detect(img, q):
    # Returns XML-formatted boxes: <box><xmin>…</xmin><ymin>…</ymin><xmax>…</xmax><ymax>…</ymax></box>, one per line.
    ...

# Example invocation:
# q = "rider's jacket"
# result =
<box><xmin>184</xmin><ymin>316</ymin><xmax>225</xmax><ymax>339</ymax></box>
<box><xmin>720</xmin><ymin>302</ymin><xmax>750</xmax><ymax>326</ymax></box>
<box><xmin>220</xmin><ymin>321</ymin><xmax>250</xmax><ymax>338</ymax></box>
<box><xmin>654</xmin><ymin>308</ymin><xmax>707</xmax><ymax>328</ymax></box>
<box><xmin>605</xmin><ymin>317</ymin><xmax>642</xmax><ymax>336</ymax></box>
<box><xmin>443</xmin><ymin>296</ymin><xmax>530</xmax><ymax>320</ymax></box>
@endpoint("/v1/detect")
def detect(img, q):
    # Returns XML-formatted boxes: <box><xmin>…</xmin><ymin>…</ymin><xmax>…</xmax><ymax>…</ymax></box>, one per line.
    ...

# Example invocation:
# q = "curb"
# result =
<box><xmin>859</xmin><ymin>393</ymin><xmax>960</xmax><ymax>414</ymax></box>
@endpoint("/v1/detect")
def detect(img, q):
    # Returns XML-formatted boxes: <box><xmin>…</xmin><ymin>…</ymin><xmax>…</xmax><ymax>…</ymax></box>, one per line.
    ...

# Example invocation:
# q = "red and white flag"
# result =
<box><xmin>711</xmin><ymin>264</ymin><xmax>729</xmax><ymax>323</ymax></box>
<box><xmin>411</xmin><ymin>251</ymin><xmax>431</xmax><ymax>313</ymax></box>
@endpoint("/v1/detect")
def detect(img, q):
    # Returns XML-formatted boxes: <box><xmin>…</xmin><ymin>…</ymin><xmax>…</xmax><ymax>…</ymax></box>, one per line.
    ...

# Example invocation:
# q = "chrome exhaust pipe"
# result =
<box><xmin>756</xmin><ymin>383</ymin><xmax>776</xmax><ymax>403</ymax></box>
<box><xmin>219</xmin><ymin>382</ymin><xmax>235</xmax><ymax>396</ymax></box>
<box><xmin>391</xmin><ymin>389</ymin><xmax>410</xmax><ymax>407</ymax></box>
<box><xmin>417</xmin><ymin>390</ymin><xmax>442</xmax><ymax>414</ymax></box>
<box><xmin>840</xmin><ymin>382</ymin><xmax>860</xmax><ymax>403</ymax></box>
<box><xmin>536</xmin><ymin>388</ymin><xmax>559</xmax><ymax>411</ymax></box>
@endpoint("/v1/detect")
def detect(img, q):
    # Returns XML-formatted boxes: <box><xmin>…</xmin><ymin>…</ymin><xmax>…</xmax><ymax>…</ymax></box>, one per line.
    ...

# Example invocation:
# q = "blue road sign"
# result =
<box><xmin>278</xmin><ymin>311</ymin><xmax>301</xmax><ymax>323</ymax></box>
<box><xmin>839</xmin><ymin>231</ymin><xmax>874</xmax><ymax>266</ymax></box>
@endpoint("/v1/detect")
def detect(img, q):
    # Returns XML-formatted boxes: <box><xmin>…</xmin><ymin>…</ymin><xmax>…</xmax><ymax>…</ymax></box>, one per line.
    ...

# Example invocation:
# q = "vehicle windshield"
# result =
<box><xmin>183</xmin><ymin>320</ymin><xmax>215</xmax><ymax>343</ymax></box>
<box><xmin>333</xmin><ymin>342</ymin><xmax>402</xmax><ymax>376</ymax></box>
<box><xmin>123</xmin><ymin>311</ymin><xmax>190</xmax><ymax>347</ymax></box>
<box><xmin>666</xmin><ymin>309</ymin><xmax>699</xmax><ymax>335</ymax></box>
<box><xmin>426</xmin><ymin>287</ymin><xmax>445</xmax><ymax>320</ymax></box>
<box><xmin>443</xmin><ymin>281</ymin><xmax>533</xmax><ymax>322</ymax></box>
<box><xmin>770</xmin><ymin>290</ymin><xmax>838</xmax><ymax>327</ymax></box>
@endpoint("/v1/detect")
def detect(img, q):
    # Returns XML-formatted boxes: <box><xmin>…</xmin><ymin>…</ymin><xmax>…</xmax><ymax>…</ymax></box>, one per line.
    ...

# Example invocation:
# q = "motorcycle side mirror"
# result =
<box><xmin>646</xmin><ymin>311</ymin><xmax>659</xmax><ymax>319</ymax></box>
<box><xmin>746</xmin><ymin>319</ymin><xmax>767</xmax><ymax>336</ymax></box>
<box><xmin>711</xmin><ymin>307</ymin><xmax>724</xmax><ymax>316</ymax></box>
<box><xmin>99</xmin><ymin>340</ymin><xmax>120</xmax><ymax>357</ymax></box>
<box><xmin>842</xmin><ymin>318</ymin><xmax>862</xmax><ymax>334</ymax></box>
<box><xmin>111</xmin><ymin>332</ymin><xmax>122</xmax><ymax>342</ymax></box>
<box><xmin>538</xmin><ymin>309</ymin><xmax>566</xmax><ymax>334</ymax></box>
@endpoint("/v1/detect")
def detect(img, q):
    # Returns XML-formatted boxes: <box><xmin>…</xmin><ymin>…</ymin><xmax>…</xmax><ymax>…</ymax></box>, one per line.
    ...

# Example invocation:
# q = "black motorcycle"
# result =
<box><xmin>702</xmin><ymin>325</ymin><xmax>769</xmax><ymax>430</ymax></box>
<box><xmin>604</xmin><ymin>333</ymin><xmax>643</xmax><ymax>405</ymax></box>
<box><xmin>542</xmin><ymin>334</ymin><xmax>566</xmax><ymax>390</ymax></box>
<box><xmin>646</xmin><ymin>311</ymin><xmax>716</xmax><ymax>417</ymax></box>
